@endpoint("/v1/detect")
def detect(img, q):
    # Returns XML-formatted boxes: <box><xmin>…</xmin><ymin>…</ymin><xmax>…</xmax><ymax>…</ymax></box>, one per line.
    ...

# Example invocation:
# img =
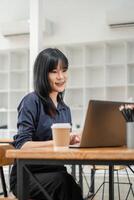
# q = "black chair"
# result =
<box><xmin>0</xmin><ymin>144</ymin><xmax>14</xmax><ymax>197</ymax></box>
<box><xmin>83</xmin><ymin>165</ymin><xmax>134</xmax><ymax>200</ymax></box>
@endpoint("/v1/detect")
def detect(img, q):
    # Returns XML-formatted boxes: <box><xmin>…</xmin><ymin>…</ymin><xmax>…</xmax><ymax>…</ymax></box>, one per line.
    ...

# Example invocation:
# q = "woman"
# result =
<box><xmin>10</xmin><ymin>48</ymin><xmax>83</xmax><ymax>200</ymax></box>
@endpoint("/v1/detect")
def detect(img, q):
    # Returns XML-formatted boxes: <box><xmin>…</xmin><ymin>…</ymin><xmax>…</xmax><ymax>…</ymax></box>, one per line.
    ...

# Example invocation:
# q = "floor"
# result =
<box><xmin>0</xmin><ymin>166</ymin><xmax>134</xmax><ymax>200</ymax></box>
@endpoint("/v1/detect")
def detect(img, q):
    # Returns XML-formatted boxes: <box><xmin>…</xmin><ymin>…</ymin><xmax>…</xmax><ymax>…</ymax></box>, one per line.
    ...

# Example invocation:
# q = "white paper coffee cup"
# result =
<box><xmin>51</xmin><ymin>123</ymin><xmax>71</xmax><ymax>149</ymax></box>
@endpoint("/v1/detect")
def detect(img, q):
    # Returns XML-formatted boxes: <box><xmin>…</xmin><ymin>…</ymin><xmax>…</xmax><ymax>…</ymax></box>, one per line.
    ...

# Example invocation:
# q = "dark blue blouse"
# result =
<box><xmin>12</xmin><ymin>91</ymin><xmax>72</xmax><ymax>149</ymax></box>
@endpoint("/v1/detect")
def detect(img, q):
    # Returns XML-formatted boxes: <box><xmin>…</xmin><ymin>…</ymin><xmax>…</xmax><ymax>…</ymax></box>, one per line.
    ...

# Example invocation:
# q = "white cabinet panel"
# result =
<box><xmin>0</xmin><ymin>48</ymin><xmax>29</xmax><ymax>134</ymax></box>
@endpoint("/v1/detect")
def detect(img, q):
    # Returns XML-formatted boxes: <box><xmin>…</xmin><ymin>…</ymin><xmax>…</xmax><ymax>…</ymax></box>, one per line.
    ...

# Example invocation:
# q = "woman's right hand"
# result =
<box><xmin>70</xmin><ymin>133</ymin><xmax>81</xmax><ymax>145</ymax></box>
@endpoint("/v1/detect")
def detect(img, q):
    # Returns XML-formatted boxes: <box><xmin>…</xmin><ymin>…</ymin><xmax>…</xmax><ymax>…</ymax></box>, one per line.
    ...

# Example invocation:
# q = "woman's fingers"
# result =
<box><xmin>70</xmin><ymin>134</ymin><xmax>81</xmax><ymax>145</ymax></box>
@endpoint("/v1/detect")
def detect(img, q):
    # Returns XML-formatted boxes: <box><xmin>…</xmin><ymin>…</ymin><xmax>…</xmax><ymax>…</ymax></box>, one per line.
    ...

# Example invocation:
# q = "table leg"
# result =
<box><xmin>0</xmin><ymin>166</ymin><xmax>8</xmax><ymax>197</ymax></box>
<box><xmin>109</xmin><ymin>165</ymin><xmax>114</xmax><ymax>200</ymax></box>
<box><xmin>79</xmin><ymin>165</ymin><xmax>83</xmax><ymax>196</ymax></box>
<box><xmin>71</xmin><ymin>165</ymin><xmax>76</xmax><ymax>179</ymax></box>
<box><xmin>89</xmin><ymin>168</ymin><xmax>95</xmax><ymax>194</ymax></box>
<box><xmin>17</xmin><ymin>160</ymin><xmax>29</xmax><ymax>200</ymax></box>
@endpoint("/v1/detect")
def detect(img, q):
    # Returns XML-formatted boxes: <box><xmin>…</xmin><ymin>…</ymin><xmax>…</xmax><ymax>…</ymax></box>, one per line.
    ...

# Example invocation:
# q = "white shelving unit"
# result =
<box><xmin>0</xmin><ymin>48</ymin><xmax>29</xmax><ymax>138</ymax></box>
<box><xmin>56</xmin><ymin>40</ymin><xmax>134</xmax><ymax>130</ymax></box>
<box><xmin>1</xmin><ymin>39</ymin><xmax>134</xmax><ymax>135</ymax></box>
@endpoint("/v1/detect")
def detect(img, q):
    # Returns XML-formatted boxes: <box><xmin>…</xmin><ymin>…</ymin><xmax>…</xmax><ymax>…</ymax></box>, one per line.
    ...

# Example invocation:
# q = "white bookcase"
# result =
<box><xmin>1</xmin><ymin>39</ymin><xmax>134</xmax><ymax>136</ymax></box>
<box><xmin>56</xmin><ymin>40</ymin><xmax>134</xmax><ymax>130</ymax></box>
<box><xmin>0</xmin><ymin>48</ymin><xmax>29</xmax><ymax>138</ymax></box>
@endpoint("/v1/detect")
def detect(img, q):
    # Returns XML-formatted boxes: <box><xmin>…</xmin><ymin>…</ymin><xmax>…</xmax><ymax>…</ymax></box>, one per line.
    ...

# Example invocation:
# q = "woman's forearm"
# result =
<box><xmin>21</xmin><ymin>140</ymin><xmax>53</xmax><ymax>149</ymax></box>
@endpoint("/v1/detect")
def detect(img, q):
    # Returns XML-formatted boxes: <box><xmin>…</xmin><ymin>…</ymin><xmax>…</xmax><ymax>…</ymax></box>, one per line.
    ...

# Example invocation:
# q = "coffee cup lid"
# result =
<box><xmin>51</xmin><ymin>123</ymin><xmax>71</xmax><ymax>129</ymax></box>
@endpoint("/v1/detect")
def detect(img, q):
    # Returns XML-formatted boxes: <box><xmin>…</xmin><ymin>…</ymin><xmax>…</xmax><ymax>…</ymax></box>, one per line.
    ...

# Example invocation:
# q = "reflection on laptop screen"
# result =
<box><xmin>79</xmin><ymin>100</ymin><xmax>127</xmax><ymax>148</ymax></box>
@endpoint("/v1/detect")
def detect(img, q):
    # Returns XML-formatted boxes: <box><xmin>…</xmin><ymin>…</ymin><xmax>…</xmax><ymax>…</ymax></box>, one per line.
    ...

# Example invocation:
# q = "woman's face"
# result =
<box><xmin>48</xmin><ymin>61</ymin><xmax>68</xmax><ymax>93</ymax></box>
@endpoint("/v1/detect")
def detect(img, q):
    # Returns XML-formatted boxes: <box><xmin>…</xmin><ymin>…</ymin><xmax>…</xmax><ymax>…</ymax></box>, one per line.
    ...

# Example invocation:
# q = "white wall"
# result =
<box><xmin>43</xmin><ymin>0</ymin><xmax>134</xmax><ymax>45</ymax></box>
<box><xmin>0</xmin><ymin>0</ymin><xmax>29</xmax><ymax>49</ymax></box>
<box><xmin>0</xmin><ymin>0</ymin><xmax>134</xmax><ymax>48</ymax></box>
<box><xmin>0</xmin><ymin>0</ymin><xmax>29</xmax><ymax>22</ymax></box>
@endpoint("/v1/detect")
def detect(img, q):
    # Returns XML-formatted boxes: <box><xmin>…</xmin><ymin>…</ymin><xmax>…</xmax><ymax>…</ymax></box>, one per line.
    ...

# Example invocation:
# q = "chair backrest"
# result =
<box><xmin>0</xmin><ymin>144</ymin><xmax>14</xmax><ymax>166</ymax></box>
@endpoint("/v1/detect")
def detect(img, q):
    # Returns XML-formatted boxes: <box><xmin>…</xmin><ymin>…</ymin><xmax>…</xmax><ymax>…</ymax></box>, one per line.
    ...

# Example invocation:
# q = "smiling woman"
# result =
<box><xmin>48</xmin><ymin>60</ymin><xmax>68</xmax><ymax>107</ymax></box>
<box><xmin>9</xmin><ymin>48</ymin><xmax>83</xmax><ymax>200</ymax></box>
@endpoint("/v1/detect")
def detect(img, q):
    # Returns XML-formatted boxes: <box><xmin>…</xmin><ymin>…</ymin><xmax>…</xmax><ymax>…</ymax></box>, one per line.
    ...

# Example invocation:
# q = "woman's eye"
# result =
<box><xmin>52</xmin><ymin>70</ymin><xmax>57</xmax><ymax>73</ymax></box>
<box><xmin>63</xmin><ymin>68</ymin><xmax>67</xmax><ymax>72</ymax></box>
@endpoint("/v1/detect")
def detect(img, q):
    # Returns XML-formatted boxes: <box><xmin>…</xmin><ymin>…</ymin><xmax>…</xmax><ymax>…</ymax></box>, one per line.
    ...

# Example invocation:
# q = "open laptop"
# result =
<box><xmin>70</xmin><ymin>100</ymin><xmax>128</xmax><ymax>148</ymax></box>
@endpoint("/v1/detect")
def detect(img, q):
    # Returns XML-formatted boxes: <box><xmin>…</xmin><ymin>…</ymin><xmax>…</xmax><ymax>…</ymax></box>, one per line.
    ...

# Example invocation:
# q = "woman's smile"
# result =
<box><xmin>48</xmin><ymin>64</ymin><xmax>68</xmax><ymax>93</ymax></box>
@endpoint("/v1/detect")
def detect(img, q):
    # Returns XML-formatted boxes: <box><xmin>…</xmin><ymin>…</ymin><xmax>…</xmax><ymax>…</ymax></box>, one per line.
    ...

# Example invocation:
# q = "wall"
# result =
<box><xmin>42</xmin><ymin>0</ymin><xmax>134</xmax><ymax>45</ymax></box>
<box><xmin>0</xmin><ymin>0</ymin><xmax>134</xmax><ymax>48</ymax></box>
<box><xmin>0</xmin><ymin>0</ymin><xmax>29</xmax><ymax>49</ymax></box>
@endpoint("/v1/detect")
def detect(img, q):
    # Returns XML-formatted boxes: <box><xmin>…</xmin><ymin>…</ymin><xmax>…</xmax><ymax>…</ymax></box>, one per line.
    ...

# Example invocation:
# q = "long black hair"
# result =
<box><xmin>33</xmin><ymin>48</ymin><xmax>68</xmax><ymax>116</ymax></box>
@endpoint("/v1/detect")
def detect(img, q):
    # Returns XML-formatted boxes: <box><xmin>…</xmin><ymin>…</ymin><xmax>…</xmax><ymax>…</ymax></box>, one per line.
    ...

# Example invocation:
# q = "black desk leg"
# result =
<box><xmin>89</xmin><ymin>168</ymin><xmax>95</xmax><ymax>194</ymax></box>
<box><xmin>71</xmin><ymin>165</ymin><xmax>76</xmax><ymax>180</ymax></box>
<box><xmin>109</xmin><ymin>165</ymin><xmax>114</xmax><ymax>200</ymax></box>
<box><xmin>79</xmin><ymin>165</ymin><xmax>83</xmax><ymax>196</ymax></box>
<box><xmin>0</xmin><ymin>166</ymin><xmax>8</xmax><ymax>197</ymax></box>
<box><xmin>17</xmin><ymin>160</ymin><xmax>29</xmax><ymax>200</ymax></box>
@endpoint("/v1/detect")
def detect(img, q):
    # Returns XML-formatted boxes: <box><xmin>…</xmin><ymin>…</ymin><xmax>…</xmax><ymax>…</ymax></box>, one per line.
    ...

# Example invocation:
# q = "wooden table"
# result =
<box><xmin>6</xmin><ymin>146</ymin><xmax>134</xmax><ymax>200</ymax></box>
<box><xmin>0</xmin><ymin>138</ymin><xmax>13</xmax><ymax>143</ymax></box>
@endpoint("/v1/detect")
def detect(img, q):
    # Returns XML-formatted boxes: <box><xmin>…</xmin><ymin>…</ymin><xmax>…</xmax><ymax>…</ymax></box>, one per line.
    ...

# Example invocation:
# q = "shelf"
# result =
<box><xmin>0</xmin><ymin>74</ymin><xmax>8</xmax><ymax>90</ymax></box>
<box><xmin>0</xmin><ymin>52</ymin><xmax>9</xmax><ymax>71</ymax></box>
<box><xmin>0</xmin><ymin>48</ymin><xmax>29</xmax><ymax>133</ymax></box>
<box><xmin>66</xmin><ymin>86</ymin><xmax>84</xmax><ymax>90</ymax></box>
<box><xmin>127</xmin><ymin>64</ymin><xmax>134</xmax><ymax>84</ymax></box>
<box><xmin>85</xmin><ymin>44</ymin><xmax>105</xmax><ymax>65</ymax></box>
<box><xmin>0</xmin><ymin>112</ymin><xmax>8</xmax><ymax>129</ymax></box>
<box><xmin>85</xmin><ymin>85</ymin><xmax>105</xmax><ymax>89</ymax></box>
<box><xmin>0</xmin><ymin>92</ymin><xmax>8</xmax><ymax>109</ymax></box>
<box><xmin>69</xmin><ymin>106</ymin><xmax>83</xmax><ymax>111</ymax></box>
<box><xmin>10</xmin><ymin>69</ymin><xmax>28</xmax><ymax>73</ymax></box>
<box><xmin>106</xmin><ymin>84</ymin><xmax>126</xmax><ymax>88</ymax></box>
<box><xmin>10</xmin><ymin>50</ymin><xmax>29</xmax><ymax>70</ymax></box>
<box><xmin>9</xmin><ymin>89</ymin><xmax>28</xmax><ymax>92</ymax></box>
<box><xmin>8</xmin><ymin>112</ymin><xmax>17</xmax><ymax>130</ymax></box>
<box><xmin>0</xmin><ymin>90</ymin><xmax>8</xmax><ymax>93</ymax></box>
<box><xmin>9</xmin><ymin>91</ymin><xmax>26</xmax><ymax>110</ymax></box>
<box><xmin>106</xmin><ymin>86</ymin><xmax>126</xmax><ymax>101</ymax></box>
<box><xmin>0</xmin><ymin>40</ymin><xmax>134</xmax><ymax>135</ymax></box>
<box><xmin>67</xmin><ymin>68</ymin><xmax>84</xmax><ymax>88</ymax></box>
<box><xmin>85</xmin><ymin>67</ymin><xmax>105</xmax><ymax>87</ymax></box>
<box><xmin>127</xmin><ymin>86</ymin><xmax>134</xmax><ymax>101</ymax></box>
<box><xmin>85</xmin><ymin>88</ymin><xmax>105</xmax><ymax>105</ymax></box>
<box><xmin>69</xmin><ymin>65</ymin><xmax>84</xmax><ymax>69</ymax></box>
<box><xmin>8</xmin><ymin>109</ymin><xmax>17</xmax><ymax>112</ymax></box>
<box><xmin>85</xmin><ymin>64</ymin><xmax>104</xmax><ymax>68</ymax></box>
<box><xmin>71</xmin><ymin>109</ymin><xmax>84</xmax><ymax>129</ymax></box>
<box><xmin>0</xmin><ymin>109</ymin><xmax>8</xmax><ymax>112</ymax></box>
<box><xmin>127</xmin><ymin>84</ymin><xmax>134</xmax><ymax>87</ymax></box>
<box><xmin>10</xmin><ymin>72</ymin><xmax>28</xmax><ymax>90</ymax></box>
<box><xmin>65</xmin><ymin>89</ymin><xmax>83</xmax><ymax>108</ymax></box>
<box><xmin>0</xmin><ymin>70</ymin><xmax>9</xmax><ymax>74</ymax></box>
<box><xmin>65</xmin><ymin>46</ymin><xmax>83</xmax><ymax>66</ymax></box>
<box><xmin>106</xmin><ymin>42</ymin><xmax>125</xmax><ymax>64</ymax></box>
<box><xmin>106</xmin><ymin>63</ymin><xmax>125</xmax><ymax>67</ymax></box>
<box><xmin>0</xmin><ymin>131</ymin><xmax>15</xmax><ymax>139</ymax></box>
<box><xmin>127</xmin><ymin>41</ymin><xmax>134</xmax><ymax>63</ymax></box>
<box><xmin>106</xmin><ymin>65</ymin><xmax>126</xmax><ymax>86</ymax></box>
<box><xmin>63</xmin><ymin>40</ymin><xmax>134</xmax><ymax>126</ymax></box>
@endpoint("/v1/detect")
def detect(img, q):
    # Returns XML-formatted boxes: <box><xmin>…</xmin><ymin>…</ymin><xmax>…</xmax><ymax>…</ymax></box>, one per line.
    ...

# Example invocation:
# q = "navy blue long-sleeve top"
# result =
<box><xmin>10</xmin><ymin>92</ymin><xmax>72</xmax><ymax>188</ymax></box>
<box><xmin>12</xmin><ymin>91</ymin><xmax>72</xmax><ymax>149</ymax></box>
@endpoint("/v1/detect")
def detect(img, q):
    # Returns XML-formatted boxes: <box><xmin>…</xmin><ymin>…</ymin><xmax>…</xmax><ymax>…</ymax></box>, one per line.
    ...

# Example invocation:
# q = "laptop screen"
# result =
<box><xmin>80</xmin><ymin>100</ymin><xmax>127</xmax><ymax>147</ymax></box>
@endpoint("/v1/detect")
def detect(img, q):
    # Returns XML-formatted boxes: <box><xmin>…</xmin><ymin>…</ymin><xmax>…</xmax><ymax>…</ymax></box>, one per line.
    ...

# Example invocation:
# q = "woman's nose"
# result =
<box><xmin>57</xmin><ymin>71</ymin><xmax>64</xmax><ymax>79</ymax></box>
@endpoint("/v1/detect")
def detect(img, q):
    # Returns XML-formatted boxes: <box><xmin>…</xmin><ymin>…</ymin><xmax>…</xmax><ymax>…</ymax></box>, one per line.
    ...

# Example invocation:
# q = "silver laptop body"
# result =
<box><xmin>70</xmin><ymin>100</ymin><xmax>127</xmax><ymax>148</ymax></box>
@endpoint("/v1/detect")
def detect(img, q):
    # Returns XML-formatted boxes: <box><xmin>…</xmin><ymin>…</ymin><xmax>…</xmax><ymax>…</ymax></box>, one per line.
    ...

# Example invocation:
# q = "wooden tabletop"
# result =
<box><xmin>6</xmin><ymin>146</ymin><xmax>134</xmax><ymax>161</ymax></box>
<box><xmin>0</xmin><ymin>138</ymin><xmax>13</xmax><ymax>143</ymax></box>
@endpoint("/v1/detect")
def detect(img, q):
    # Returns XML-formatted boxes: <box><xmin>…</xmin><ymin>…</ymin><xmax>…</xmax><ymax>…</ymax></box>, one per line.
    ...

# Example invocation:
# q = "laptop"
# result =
<box><xmin>70</xmin><ymin>100</ymin><xmax>128</xmax><ymax>148</ymax></box>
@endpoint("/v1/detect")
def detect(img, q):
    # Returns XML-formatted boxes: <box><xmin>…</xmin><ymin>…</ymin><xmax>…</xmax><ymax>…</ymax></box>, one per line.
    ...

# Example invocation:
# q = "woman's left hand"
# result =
<box><xmin>70</xmin><ymin>133</ymin><xmax>81</xmax><ymax>145</ymax></box>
